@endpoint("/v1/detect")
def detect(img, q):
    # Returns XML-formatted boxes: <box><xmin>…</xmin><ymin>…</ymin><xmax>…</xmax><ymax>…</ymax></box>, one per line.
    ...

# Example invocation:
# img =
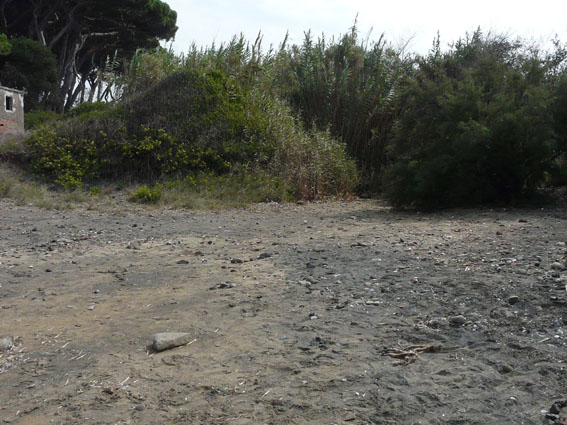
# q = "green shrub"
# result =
<box><xmin>130</xmin><ymin>185</ymin><xmax>162</xmax><ymax>204</ymax></box>
<box><xmin>385</xmin><ymin>32</ymin><xmax>558</xmax><ymax>209</ymax></box>
<box><xmin>125</xmin><ymin>69</ymin><xmax>246</xmax><ymax>148</ymax></box>
<box><xmin>122</xmin><ymin>127</ymin><xmax>230</xmax><ymax>178</ymax></box>
<box><xmin>25</xmin><ymin>126</ymin><xmax>99</xmax><ymax>189</ymax></box>
<box><xmin>66</xmin><ymin>102</ymin><xmax>112</xmax><ymax>118</ymax></box>
<box><xmin>25</xmin><ymin>110</ymin><xmax>62</xmax><ymax>130</ymax></box>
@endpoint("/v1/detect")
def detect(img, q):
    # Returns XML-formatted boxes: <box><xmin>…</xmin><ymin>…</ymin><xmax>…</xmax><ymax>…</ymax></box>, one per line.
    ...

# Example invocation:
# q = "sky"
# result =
<box><xmin>163</xmin><ymin>0</ymin><xmax>567</xmax><ymax>55</ymax></box>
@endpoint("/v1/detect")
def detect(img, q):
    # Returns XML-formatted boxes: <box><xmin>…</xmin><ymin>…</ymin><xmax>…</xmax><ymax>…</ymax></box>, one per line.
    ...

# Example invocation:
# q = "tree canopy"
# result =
<box><xmin>0</xmin><ymin>0</ymin><xmax>177</xmax><ymax>111</ymax></box>
<box><xmin>0</xmin><ymin>37</ymin><xmax>58</xmax><ymax>111</ymax></box>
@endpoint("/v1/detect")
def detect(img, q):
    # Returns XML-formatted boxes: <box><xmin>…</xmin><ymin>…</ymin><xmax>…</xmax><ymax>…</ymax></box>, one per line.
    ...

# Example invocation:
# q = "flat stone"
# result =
<box><xmin>0</xmin><ymin>336</ymin><xmax>13</xmax><ymax>352</ymax></box>
<box><xmin>153</xmin><ymin>333</ymin><xmax>192</xmax><ymax>352</ymax></box>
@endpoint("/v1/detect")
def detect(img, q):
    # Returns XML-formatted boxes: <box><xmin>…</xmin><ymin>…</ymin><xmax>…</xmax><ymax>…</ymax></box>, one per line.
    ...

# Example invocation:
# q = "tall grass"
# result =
<box><xmin>286</xmin><ymin>32</ymin><xmax>398</xmax><ymax>185</ymax></box>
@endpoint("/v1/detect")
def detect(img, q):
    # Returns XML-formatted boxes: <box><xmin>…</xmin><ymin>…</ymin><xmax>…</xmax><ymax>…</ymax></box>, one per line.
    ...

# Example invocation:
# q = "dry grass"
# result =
<box><xmin>0</xmin><ymin>164</ymin><xmax>294</xmax><ymax>212</ymax></box>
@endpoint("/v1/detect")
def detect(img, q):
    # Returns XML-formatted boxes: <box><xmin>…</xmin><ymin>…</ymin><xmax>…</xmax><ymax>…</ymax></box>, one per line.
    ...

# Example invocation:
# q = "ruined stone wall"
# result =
<box><xmin>0</xmin><ymin>87</ymin><xmax>24</xmax><ymax>134</ymax></box>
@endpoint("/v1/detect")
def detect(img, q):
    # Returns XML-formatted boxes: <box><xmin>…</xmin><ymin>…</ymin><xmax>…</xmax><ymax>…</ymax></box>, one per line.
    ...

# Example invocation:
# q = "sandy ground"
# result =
<box><xmin>1</xmin><ymin>199</ymin><xmax>566</xmax><ymax>425</ymax></box>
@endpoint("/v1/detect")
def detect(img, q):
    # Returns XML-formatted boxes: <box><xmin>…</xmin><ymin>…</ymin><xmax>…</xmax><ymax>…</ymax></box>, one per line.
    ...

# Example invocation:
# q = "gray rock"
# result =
<box><xmin>0</xmin><ymin>336</ymin><xmax>13</xmax><ymax>352</ymax></box>
<box><xmin>551</xmin><ymin>262</ymin><xmax>566</xmax><ymax>271</ymax></box>
<box><xmin>153</xmin><ymin>333</ymin><xmax>192</xmax><ymax>352</ymax></box>
<box><xmin>499</xmin><ymin>364</ymin><xmax>514</xmax><ymax>374</ymax></box>
<box><xmin>449</xmin><ymin>315</ymin><xmax>466</xmax><ymax>326</ymax></box>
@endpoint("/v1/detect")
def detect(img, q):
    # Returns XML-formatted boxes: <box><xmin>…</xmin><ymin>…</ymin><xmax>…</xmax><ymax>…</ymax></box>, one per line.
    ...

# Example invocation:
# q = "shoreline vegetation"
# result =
<box><xmin>1</xmin><ymin>25</ymin><xmax>566</xmax><ymax>210</ymax></box>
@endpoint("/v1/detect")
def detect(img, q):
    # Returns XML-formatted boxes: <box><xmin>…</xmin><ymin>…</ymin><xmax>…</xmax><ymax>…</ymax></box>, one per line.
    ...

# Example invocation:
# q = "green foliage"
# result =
<box><xmin>0</xmin><ymin>37</ymin><xmax>58</xmax><ymax>111</ymax></box>
<box><xmin>126</xmin><ymin>47</ymin><xmax>181</xmax><ymax>94</ymax></box>
<box><xmin>25</xmin><ymin>127</ymin><xmax>99</xmax><ymax>189</ymax></box>
<box><xmin>19</xmin><ymin>27</ymin><xmax>567</xmax><ymax>207</ymax></box>
<box><xmin>24</xmin><ymin>110</ymin><xmax>62</xmax><ymax>130</ymax></box>
<box><xmin>132</xmin><ymin>172</ymin><xmax>292</xmax><ymax>209</ymax></box>
<box><xmin>273</xmin><ymin>125</ymin><xmax>360</xmax><ymax>200</ymax></box>
<box><xmin>0</xmin><ymin>34</ymin><xmax>11</xmax><ymax>55</ymax></box>
<box><xmin>272</xmin><ymin>27</ymin><xmax>411</xmax><ymax>187</ymax></box>
<box><xmin>260</xmin><ymin>93</ymin><xmax>359</xmax><ymax>199</ymax></box>
<box><xmin>130</xmin><ymin>185</ymin><xmax>162</xmax><ymax>204</ymax></box>
<box><xmin>551</xmin><ymin>73</ymin><xmax>567</xmax><ymax>155</ymax></box>
<box><xmin>125</xmin><ymin>70</ymin><xmax>246</xmax><ymax>150</ymax></box>
<box><xmin>122</xmin><ymin>127</ymin><xmax>229</xmax><ymax>177</ymax></box>
<box><xmin>67</xmin><ymin>102</ymin><xmax>112</xmax><ymax>118</ymax></box>
<box><xmin>385</xmin><ymin>31</ymin><xmax>559</xmax><ymax>209</ymax></box>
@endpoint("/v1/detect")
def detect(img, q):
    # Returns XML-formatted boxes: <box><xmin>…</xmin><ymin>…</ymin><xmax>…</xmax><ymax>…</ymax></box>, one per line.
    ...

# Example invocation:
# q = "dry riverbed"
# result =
<box><xmin>1</xmin><ymin>199</ymin><xmax>566</xmax><ymax>424</ymax></box>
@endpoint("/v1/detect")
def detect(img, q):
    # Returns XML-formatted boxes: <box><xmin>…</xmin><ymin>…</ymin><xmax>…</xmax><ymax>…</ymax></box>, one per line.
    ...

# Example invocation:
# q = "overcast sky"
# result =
<box><xmin>164</xmin><ymin>0</ymin><xmax>567</xmax><ymax>54</ymax></box>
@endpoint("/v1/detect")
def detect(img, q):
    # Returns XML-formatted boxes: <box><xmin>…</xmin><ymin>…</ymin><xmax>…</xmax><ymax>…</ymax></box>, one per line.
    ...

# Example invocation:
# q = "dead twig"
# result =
<box><xmin>383</xmin><ymin>344</ymin><xmax>443</xmax><ymax>366</ymax></box>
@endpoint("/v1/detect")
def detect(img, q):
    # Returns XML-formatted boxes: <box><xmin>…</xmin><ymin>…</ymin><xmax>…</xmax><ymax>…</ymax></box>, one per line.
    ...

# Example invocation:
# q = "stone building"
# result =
<box><xmin>0</xmin><ymin>85</ymin><xmax>24</xmax><ymax>136</ymax></box>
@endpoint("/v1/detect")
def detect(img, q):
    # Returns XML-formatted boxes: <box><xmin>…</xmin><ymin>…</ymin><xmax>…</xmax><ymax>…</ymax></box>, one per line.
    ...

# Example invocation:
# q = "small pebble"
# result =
<box><xmin>508</xmin><ymin>296</ymin><xmax>519</xmax><ymax>305</ymax></box>
<box><xmin>500</xmin><ymin>364</ymin><xmax>514</xmax><ymax>374</ymax></box>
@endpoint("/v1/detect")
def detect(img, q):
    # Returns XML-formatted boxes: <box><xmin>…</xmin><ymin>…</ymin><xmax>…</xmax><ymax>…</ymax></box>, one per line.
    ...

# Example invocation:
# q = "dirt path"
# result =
<box><xmin>1</xmin><ymin>200</ymin><xmax>566</xmax><ymax>424</ymax></box>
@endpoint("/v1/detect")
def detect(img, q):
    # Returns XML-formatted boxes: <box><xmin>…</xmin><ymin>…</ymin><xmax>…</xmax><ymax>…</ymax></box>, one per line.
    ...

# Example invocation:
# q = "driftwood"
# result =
<box><xmin>383</xmin><ymin>344</ymin><xmax>443</xmax><ymax>366</ymax></box>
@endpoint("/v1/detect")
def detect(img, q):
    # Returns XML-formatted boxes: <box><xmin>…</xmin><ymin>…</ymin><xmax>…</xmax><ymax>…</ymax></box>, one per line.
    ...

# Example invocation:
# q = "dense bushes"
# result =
<box><xmin>19</xmin><ymin>28</ymin><xmax>567</xmax><ymax>207</ymax></box>
<box><xmin>384</xmin><ymin>33</ymin><xmax>567</xmax><ymax>208</ymax></box>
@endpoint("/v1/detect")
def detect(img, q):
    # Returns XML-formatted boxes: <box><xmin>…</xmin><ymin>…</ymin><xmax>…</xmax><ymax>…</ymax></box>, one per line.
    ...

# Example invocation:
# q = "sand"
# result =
<box><xmin>1</xmin><ymin>199</ymin><xmax>566</xmax><ymax>424</ymax></box>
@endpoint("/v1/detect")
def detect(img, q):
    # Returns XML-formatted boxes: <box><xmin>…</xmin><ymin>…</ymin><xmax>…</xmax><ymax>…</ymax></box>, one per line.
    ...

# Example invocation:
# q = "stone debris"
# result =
<box><xmin>209</xmin><ymin>282</ymin><xmax>235</xmax><ymax>290</ymax></box>
<box><xmin>0</xmin><ymin>336</ymin><xmax>13</xmax><ymax>352</ymax></box>
<box><xmin>152</xmin><ymin>333</ymin><xmax>193</xmax><ymax>352</ymax></box>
